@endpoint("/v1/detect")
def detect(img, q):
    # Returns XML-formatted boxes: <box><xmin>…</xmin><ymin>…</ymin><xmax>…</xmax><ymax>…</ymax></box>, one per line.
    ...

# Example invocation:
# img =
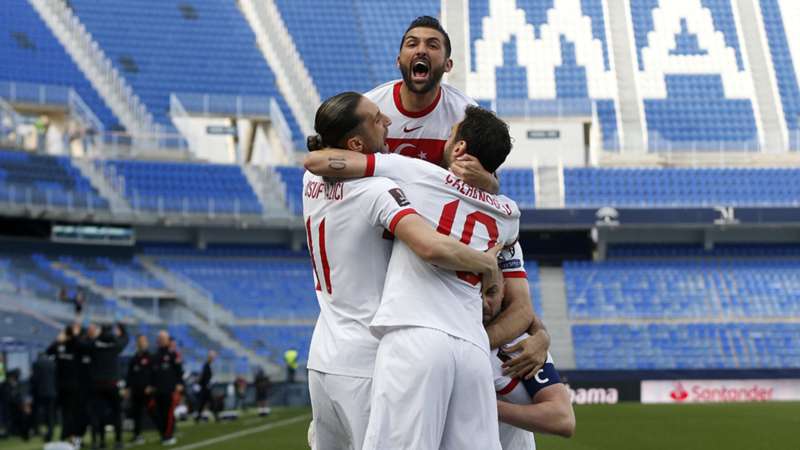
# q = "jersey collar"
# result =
<box><xmin>393</xmin><ymin>81</ymin><xmax>442</xmax><ymax>119</ymax></box>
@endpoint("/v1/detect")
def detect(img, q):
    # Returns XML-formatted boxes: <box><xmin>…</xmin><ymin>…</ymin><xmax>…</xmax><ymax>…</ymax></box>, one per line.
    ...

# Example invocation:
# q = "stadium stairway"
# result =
<box><xmin>27</xmin><ymin>0</ymin><xmax>154</xmax><ymax>135</ymax></box>
<box><xmin>238</xmin><ymin>0</ymin><xmax>318</xmax><ymax>138</ymax></box>
<box><xmin>607</xmin><ymin>0</ymin><xmax>646</xmax><ymax>152</ymax></box>
<box><xmin>734</xmin><ymin>0</ymin><xmax>787</xmax><ymax>151</ymax></box>
<box><xmin>71</xmin><ymin>158</ymin><xmax>132</xmax><ymax>214</ymax></box>
<box><xmin>49</xmin><ymin>260</ymin><xmax>161</xmax><ymax>324</ymax></box>
<box><xmin>538</xmin><ymin>267</ymin><xmax>576</xmax><ymax>368</ymax></box>
<box><xmin>535</xmin><ymin>166</ymin><xmax>564</xmax><ymax>208</ymax></box>
<box><xmin>241</xmin><ymin>165</ymin><xmax>294</xmax><ymax>218</ymax></box>
<box><xmin>137</xmin><ymin>256</ymin><xmax>236</xmax><ymax>324</ymax></box>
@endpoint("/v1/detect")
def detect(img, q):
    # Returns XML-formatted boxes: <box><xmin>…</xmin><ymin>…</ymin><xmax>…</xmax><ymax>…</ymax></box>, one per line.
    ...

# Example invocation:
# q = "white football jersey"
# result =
<box><xmin>364</xmin><ymin>80</ymin><xmax>476</xmax><ymax>165</ymax></box>
<box><xmin>493</xmin><ymin>334</ymin><xmax>560</xmax><ymax>450</ymax></box>
<box><xmin>303</xmin><ymin>172</ymin><xmax>417</xmax><ymax>378</ymax></box>
<box><xmin>366</xmin><ymin>153</ymin><xmax>521</xmax><ymax>354</ymax></box>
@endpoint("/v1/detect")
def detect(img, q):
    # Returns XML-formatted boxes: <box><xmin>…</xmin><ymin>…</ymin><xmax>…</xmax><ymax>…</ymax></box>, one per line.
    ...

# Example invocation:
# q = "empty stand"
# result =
<box><xmin>154</xmin><ymin>257</ymin><xmax>319</xmax><ymax>319</ymax></box>
<box><xmin>564</xmin><ymin>167</ymin><xmax>800</xmax><ymax>207</ymax></box>
<box><xmin>564</xmin><ymin>259</ymin><xmax>800</xmax><ymax>319</ymax></box>
<box><xmin>0</xmin><ymin>0</ymin><xmax>117</xmax><ymax>128</ymax></box>
<box><xmin>231</xmin><ymin>325</ymin><xmax>313</xmax><ymax>366</ymax></box>
<box><xmin>468</xmin><ymin>0</ymin><xmax>620</xmax><ymax>150</ymax></box>
<box><xmin>105</xmin><ymin>159</ymin><xmax>262</xmax><ymax>215</ymax></box>
<box><xmin>0</xmin><ymin>148</ymin><xmax>109</xmax><ymax>209</ymax></box>
<box><xmin>68</xmin><ymin>0</ymin><xmax>300</xmax><ymax>138</ymax></box>
<box><xmin>499</xmin><ymin>168</ymin><xmax>536</xmax><ymax>209</ymax></box>
<box><xmin>573</xmin><ymin>323</ymin><xmax>800</xmax><ymax>369</ymax></box>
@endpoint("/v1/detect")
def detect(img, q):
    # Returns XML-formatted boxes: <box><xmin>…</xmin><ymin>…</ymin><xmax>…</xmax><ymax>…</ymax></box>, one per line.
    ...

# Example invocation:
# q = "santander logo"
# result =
<box><xmin>670</xmin><ymin>382</ymin><xmax>689</xmax><ymax>402</ymax></box>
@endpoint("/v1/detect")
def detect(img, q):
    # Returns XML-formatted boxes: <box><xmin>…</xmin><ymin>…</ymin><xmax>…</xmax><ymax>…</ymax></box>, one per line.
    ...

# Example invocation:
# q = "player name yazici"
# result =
<box><xmin>304</xmin><ymin>180</ymin><xmax>344</xmax><ymax>201</ymax></box>
<box><xmin>444</xmin><ymin>174</ymin><xmax>514</xmax><ymax>215</ymax></box>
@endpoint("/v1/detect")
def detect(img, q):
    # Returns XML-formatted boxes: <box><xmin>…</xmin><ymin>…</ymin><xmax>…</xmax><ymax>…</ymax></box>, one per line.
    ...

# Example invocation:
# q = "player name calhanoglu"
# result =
<box><xmin>305</xmin><ymin>180</ymin><xmax>345</xmax><ymax>201</ymax></box>
<box><xmin>444</xmin><ymin>173</ymin><xmax>514</xmax><ymax>216</ymax></box>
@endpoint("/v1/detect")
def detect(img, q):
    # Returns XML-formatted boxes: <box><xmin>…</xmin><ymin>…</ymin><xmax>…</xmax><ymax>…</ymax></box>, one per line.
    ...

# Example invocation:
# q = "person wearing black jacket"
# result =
<box><xmin>46</xmin><ymin>323</ymin><xmax>82</xmax><ymax>444</ymax></box>
<box><xmin>125</xmin><ymin>334</ymin><xmax>152</xmax><ymax>444</ymax></box>
<box><xmin>80</xmin><ymin>323</ymin><xmax>128</xmax><ymax>450</ymax></box>
<box><xmin>193</xmin><ymin>350</ymin><xmax>216</xmax><ymax>423</ymax></box>
<box><xmin>151</xmin><ymin>330</ymin><xmax>184</xmax><ymax>445</ymax></box>
<box><xmin>30</xmin><ymin>352</ymin><xmax>57</xmax><ymax>442</ymax></box>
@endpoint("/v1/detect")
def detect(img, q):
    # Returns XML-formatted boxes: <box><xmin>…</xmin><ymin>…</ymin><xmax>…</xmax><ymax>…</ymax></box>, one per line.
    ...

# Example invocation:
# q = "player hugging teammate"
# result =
<box><xmin>302</xmin><ymin>16</ymin><xmax>575</xmax><ymax>450</ymax></box>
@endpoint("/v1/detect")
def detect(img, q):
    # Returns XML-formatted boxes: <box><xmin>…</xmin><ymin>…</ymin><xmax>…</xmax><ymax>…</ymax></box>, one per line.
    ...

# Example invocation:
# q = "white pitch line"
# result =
<box><xmin>172</xmin><ymin>413</ymin><xmax>312</xmax><ymax>450</ymax></box>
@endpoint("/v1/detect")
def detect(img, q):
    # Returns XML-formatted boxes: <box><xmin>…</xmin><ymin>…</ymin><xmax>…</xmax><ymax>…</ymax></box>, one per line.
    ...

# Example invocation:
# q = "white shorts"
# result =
<box><xmin>363</xmin><ymin>327</ymin><xmax>501</xmax><ymax>450</ymax></box>
<box><xmin>308</xmin><ymin>370</ymin><xmax>372</xmax><ymax>450</ymax></box>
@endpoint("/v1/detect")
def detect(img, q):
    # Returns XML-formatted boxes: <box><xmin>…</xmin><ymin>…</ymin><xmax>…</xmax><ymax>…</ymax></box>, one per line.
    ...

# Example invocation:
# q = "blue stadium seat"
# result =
<box><xmin>0</xmin><ymin>0</ymin><xmax>118</xmax><ymax>128</ymax></box>
<box><xmin>0</xmin><ymin>148</ymin><xmax>109</xmax><ymax>209</ymax></box>
<box><xmin>68</xmin><ymin>0</ymin><xmax>300</xmax><ymax>138</ymax></box>
<box><xmin>106</xmin><ymin>159</ymin><xmax>262</xmax><ymax>215</ymax></box>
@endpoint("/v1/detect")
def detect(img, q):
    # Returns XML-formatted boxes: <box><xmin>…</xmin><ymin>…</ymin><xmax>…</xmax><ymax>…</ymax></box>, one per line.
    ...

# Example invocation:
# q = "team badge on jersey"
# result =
<box><xmin>389</xmin><ymin>188</ymin><xmax>410</xmax><ymax>207</ymax></box>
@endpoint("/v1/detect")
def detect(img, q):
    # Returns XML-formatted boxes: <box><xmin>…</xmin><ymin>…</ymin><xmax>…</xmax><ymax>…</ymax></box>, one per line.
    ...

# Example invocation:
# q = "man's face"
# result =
<box><xmin>354</xmin><ymin>98</ymin><xmax>391</xmax><ymax>153</ymax></box>
<box><xmin>482</xmin><ymin>291</ymin><xmax>503</xmax><ymax>325</ymax></box>
<box><xmin>157</xmin><ymin>331</ymin><xmax>169</xmax><ymax>348</ymax></box>
<box><xmin>137</xmin><ymin>335</ymin><xmax>149</xmax><ymax>352</ymax></box>
<box><xmin>398</xmin><ymin>27</ymin><xmax>452</xmax><ymax>95</ymax></box>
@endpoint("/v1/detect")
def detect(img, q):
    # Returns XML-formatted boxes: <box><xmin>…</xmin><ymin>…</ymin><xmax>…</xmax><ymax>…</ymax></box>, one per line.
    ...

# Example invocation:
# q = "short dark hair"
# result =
<box><xmin>454</xmin><ymin>106</ymin><xmax>512</xmax><ymax>173</ymax></box>
<box><xmin>401</xmin><ymin>16</ymin><xmax>451</xmax><ymax>58</ymax></box>
<box><xmin>308</xmin><ymin>92</ymin><xmax>364</xmax><ymax>151</ymax></box>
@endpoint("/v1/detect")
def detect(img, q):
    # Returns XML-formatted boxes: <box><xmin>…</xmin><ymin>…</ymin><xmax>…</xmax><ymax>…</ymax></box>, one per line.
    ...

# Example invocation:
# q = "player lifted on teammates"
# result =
<box><xmin>303</xmin><ymin>92</ymin><xmax>504</xmax><ymax>450</ymax></box>
<box><xmin>306</xmin><ymin>104</ymin><xmax>520</xmax><ymax>449</ymax></box>
<box><xmin>364</xmin><ymin>15</ymin><xmax>551</xmax><ymax>377</ymax></box>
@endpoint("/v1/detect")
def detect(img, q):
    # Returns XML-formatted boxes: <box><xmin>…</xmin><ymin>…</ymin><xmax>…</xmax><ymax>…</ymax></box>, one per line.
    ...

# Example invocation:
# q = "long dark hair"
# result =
<box><xmin>307</xmin><ymin>92</ymin><xmax>364</xmax><ymax>151</ymax></box>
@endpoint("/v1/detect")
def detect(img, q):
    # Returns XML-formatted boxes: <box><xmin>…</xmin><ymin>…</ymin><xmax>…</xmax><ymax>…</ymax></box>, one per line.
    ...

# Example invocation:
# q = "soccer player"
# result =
<box><xmin>305</xmin><ymin>104</ymin><xmax>520</xmax><ymax>449</ymax></box>
<box><xmin>303</xmin><ymin>92</ymin><xmax>504</xmax><ymax>450</ymax></box>
<box><xmin>483</xmin><ymin>281</ymin><xmax>575</xmax><ymax>449</ymax></box>
<box><xmin>365</xmin><ymin>16</ymin><xmax>550</xmax><ymax>373</ymax></box>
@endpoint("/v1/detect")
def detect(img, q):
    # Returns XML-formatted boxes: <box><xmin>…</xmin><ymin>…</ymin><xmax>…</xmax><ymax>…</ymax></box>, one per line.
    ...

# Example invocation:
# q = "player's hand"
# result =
<box><xmin>145</xmin><ymin>386</ymin><xmax>154</xmax><ymax>395</ymax></box>
<box><xmin>176</xmin><ymin>384</ymin><xmax>185</xmax><ymax>393</ymax></box>
<box><xmin>481</xmin><ymin>244</ymin><xmax>504</xmax><ymax>308</ymax></box>
<box><xmin>451</xmin><ymin>154</ymin><xmax>499</xmax><ymax>194</ymax></box>
<box><xmin>502</xmin><ymin>330</ymin><xmax>550</xmax><ymax>380</ymax></box>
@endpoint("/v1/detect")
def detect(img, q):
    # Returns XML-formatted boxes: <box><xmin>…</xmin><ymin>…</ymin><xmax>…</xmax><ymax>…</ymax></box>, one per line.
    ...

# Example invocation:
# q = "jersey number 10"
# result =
<box><xmin>435</xmin><ymin>199</ymin><xmax>499</xmax><ymax>285</ymax></box>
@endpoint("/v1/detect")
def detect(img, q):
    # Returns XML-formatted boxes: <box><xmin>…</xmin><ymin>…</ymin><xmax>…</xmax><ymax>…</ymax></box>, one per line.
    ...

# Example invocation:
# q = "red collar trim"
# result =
<box><xmin>393</xmin><ymin>81</ymin><xmax>442</xmax><ymax>118</ymax></box>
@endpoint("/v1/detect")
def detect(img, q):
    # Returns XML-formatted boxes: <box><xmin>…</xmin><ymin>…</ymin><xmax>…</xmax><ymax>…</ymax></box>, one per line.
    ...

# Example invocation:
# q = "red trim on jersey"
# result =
<box><xmin>497</xmin><ymin>378</ymin><xmax>520</xmax><ymax>396</ymax></box>
<box><xmin>503</xmin><ymin>271</ymin><xmax>528</xmax><ymax>279</ymax></box>
<box><xmin>388</xmin><ymin>208</ymin><xmax>418</xmax><ymax>234</ymax></box>
<box><xmin>319</xmin><ymin>218</ymin><xmax>333</xmax><ymax>294</ymax></box>
<box><xmin>305</xmin><ymin>217</ymin><xmax>321</xmax><ymax>292</ymax></box>
<box><xmin>393</xmin><ymin>81</ymin><xmax>442</xmax><ymax>118</ymax></box>
<box><xmin>364</xmin><ymin>153</ymin><xmax>376</xmax><ymax>177</ymax></box>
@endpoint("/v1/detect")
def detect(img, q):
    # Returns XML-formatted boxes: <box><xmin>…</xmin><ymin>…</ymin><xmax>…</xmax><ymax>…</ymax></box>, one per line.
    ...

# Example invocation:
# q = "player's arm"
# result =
<box><xmin>303</xmin><ymin>149</ymin><xmax>367</xmax><ymax>179</ymax></box>
<box><xmin>497</xmin><ymin>384</ymin><xmax>575</xmax><ymax>438</ymax></box>
<box><xmin>393</xmin><ymin>213</ymin><xmax>504</xmax><ymax>300</ymax></box>
<box><xmin>501</xmin><ymin>311</ymin><xmax>551</xmax><ymax>380</ymax></box>
<box><xmin>450</xmin><ymin>154</ymin><xmax>500</xmax><ymax>194</ymax></box>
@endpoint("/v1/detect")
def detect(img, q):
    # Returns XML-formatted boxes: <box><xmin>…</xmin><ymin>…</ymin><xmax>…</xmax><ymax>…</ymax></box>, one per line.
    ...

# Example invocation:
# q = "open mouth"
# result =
<box><xmin>412</xmin><ymin>59</ymin><xmax>430</xmax><ymax>81</ymax></box>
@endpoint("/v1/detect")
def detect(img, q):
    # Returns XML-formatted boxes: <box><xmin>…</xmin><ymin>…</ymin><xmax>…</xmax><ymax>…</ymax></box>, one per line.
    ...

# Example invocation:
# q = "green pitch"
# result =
<box><xmin>2</xmin><ymin>402</ymin><xmax>798</xmax><ymax>450</ymax></box>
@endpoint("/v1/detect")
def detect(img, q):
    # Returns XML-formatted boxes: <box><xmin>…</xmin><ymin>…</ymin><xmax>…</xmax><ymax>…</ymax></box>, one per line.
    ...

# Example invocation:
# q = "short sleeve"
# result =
<box><xmin>367</xmin><ymin>153</ymin><xmax>429</xmax><ymax>186</ymax></box>
<box><xmin>520</xmin><ymin>353</ymin><xmax>561</xmax><ymax>398</ymax></box>
<box><xmin>362</xmin><ymin>177</ymin><xmax>417</xmax><ymax>234</ymax></box>
<box><xmin>498</xmin><ymin>240</ymin><xmax>527</xmax><ymax>279</ymax></box>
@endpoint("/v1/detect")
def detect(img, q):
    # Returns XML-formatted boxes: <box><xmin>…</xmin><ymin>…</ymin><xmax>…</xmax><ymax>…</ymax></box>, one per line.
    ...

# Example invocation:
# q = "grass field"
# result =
<box><xmin>2</xmin><ymin>402</ymin><xmax>798</xmax><ymax>450</ymax></box>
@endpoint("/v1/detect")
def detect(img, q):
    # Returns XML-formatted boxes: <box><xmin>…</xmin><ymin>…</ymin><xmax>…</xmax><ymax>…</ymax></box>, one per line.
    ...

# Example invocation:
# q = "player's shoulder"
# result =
<box><xmin>441</xmin><ymin>83</ymin><xmax>478</xmax><ymax>108</ymax></box>
<box><xmin>364</xmin><ymin>80</ymin><xmax>398</xmax><ymax>101</ymax></box>
<box><xmin>497</xmin><ymin>194</ymin><xmax>521</xmax><ymax>219</ymax></box>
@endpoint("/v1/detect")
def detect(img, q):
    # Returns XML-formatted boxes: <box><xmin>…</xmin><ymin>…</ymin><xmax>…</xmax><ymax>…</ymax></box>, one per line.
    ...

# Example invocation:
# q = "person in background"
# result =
<box><xmin>194</xmin><ymin>351</ymin><xmax>217</xmax><ymax>423</ymax></box>
<box><xmin>126</xmin><ymin>334</ymin><xmax>152</xmax><ymax>445</ymax></box>
<box><xmin>151</xmin><ymin>330</ymin><xmax>184</xmax><ymax>446</ymax></box>
<box><xmin>3</xmin><ymin>369</ymin><xmax>30</xmax><ymax>440</ymax></box>
<box><xmin>81</xmin><ymin>323</ymin><xmax>128</xmax><ymax>450</ymax></box>
<box><xmin>46</xmin><ymin>323</ymin><xmax>82</xmax><ymax>446</ymax></box>
<box><xmin>283</xmin><ymin>349</ymin><xmax>298</xmax><ymax>384</ymax></box>
<box><xmin>234</xmin><ymin>375</ymin><xmax>247</xmax><ymax>411</ymax></box>
<box><xmin>254</xmin><ymin>369</ymin><xmax>271</xmax><ymax>417</ymax></box>
<box><xmin>0</xmin><ymin>353</ymin><xmax>6</xmax><ymax>437</ymax></box>
<box><xmin>30</xmin><ymin>351</ymin><xmax>57</xmax><ymax>442</ymax></box>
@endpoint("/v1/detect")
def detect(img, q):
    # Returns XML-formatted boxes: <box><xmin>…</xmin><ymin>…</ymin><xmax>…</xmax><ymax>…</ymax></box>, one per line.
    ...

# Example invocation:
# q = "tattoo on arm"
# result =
<box><xmin>328</xmin><ymin>157</ymin><xmax>346</xmax><ymax>171</ymax></box>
